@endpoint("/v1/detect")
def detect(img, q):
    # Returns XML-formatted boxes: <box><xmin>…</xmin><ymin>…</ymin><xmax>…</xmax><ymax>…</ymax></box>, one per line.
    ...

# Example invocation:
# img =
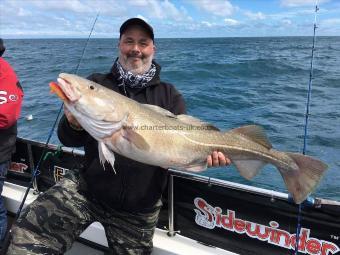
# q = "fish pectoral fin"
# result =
<box><xmin>177</xmin><ymin>114</ymin><xmax>220</xmax><ymax>131</ymax></box>
<box><xmin>98</xmin><ymin>142</ymin><xmax>116</xmax><ymax>173</ymax></box>
<box><xmin>233</xmin><ymin>159</ymin><xmax>266</xmax><ymax>180</ymax></box>
<box><xmin>228</xmin><ymin>125</ymin><xmax>272</xmax><ymax>149</ymax></box>
<box><xmin>142</xmin><ymin>104</ymin><xmax>176</xmax><ymax>118</ymax></box>
<box><xmin>122</xmin><ymin>127</ymin><xmax>150</xmax><ymax>151</ymax></box>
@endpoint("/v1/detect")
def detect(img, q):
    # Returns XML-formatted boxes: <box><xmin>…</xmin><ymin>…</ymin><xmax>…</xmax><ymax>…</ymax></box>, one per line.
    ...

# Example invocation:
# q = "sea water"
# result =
<box><xmin>4</xmin><ymin>37</ymin><xmax>340</xmax><ymax>201</ymax></box>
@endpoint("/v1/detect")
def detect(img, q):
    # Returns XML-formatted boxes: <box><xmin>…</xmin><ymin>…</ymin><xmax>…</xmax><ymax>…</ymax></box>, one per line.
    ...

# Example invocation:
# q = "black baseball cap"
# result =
<box><xmin>120</xmin><ymin>18</ymin><xmax>154</xmax><ymax>41</ymax></box>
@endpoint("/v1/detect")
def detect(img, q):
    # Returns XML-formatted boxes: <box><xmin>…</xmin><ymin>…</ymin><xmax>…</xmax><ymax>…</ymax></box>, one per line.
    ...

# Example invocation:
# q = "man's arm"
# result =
<box><xmin>170</xmin><ymin>87</ymin><xmax>186</xmax><ymax>115</ymax></box>
<box><xmin>57</xmin><ymin>107</ymin><xmax>88</xmax><ymax>148</ymax></box>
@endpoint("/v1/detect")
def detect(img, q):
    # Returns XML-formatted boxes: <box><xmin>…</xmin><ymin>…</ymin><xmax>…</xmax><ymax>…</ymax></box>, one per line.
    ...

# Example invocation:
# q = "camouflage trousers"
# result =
<box><xmin>7</xmin><ymin>173</ymin><xmax>161</xmax><ymax>255</ymax></box>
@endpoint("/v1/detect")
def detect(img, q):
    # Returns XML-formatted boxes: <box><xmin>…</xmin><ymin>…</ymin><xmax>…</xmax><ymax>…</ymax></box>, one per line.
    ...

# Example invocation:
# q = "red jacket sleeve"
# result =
<box><xmin>0</xmin><ymin>57</ymin><xmax>24</xmax><ymax>129</ymax></box>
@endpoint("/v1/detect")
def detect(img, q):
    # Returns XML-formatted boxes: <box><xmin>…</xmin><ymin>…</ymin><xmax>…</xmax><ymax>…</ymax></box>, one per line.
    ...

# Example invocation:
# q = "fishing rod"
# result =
<box><xmin>294</xmin><ymin>2</ymin><xmax>319</xmax><ymax>255</ymax></box>
<box><xmin>0</xmin><ymin>12</ymin><xmax>99</xmax><ymax>254</ymax></box>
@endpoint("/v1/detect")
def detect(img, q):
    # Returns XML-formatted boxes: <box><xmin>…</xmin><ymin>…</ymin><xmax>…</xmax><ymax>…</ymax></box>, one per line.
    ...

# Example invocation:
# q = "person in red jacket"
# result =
<box><xmin>0</xmin><ymin>38</ymin><xmax>24</xmax><ymax>243</ymax></box>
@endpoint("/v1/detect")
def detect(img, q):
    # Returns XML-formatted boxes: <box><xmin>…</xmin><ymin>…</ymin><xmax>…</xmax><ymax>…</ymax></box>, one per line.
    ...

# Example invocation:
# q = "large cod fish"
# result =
<box><xmin>50</xmin><ymin>73</ymin><xmax>328</xmax><ymax>204</ymax></box>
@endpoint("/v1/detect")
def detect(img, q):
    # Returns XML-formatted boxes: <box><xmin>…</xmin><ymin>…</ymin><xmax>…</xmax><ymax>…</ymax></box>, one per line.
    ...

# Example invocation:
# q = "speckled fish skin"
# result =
<box><xmin>54</xmin><ymin>73</ymin><xmax>328</xmax><ymax>204</ymax></box>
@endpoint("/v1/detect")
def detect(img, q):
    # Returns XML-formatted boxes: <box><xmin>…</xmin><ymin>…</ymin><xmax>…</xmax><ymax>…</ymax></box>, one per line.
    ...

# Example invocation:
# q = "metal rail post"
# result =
<box><xmin>167</xmin><ymin>174</ymin><xmax>176</xmax><ymax>237</ymax></box>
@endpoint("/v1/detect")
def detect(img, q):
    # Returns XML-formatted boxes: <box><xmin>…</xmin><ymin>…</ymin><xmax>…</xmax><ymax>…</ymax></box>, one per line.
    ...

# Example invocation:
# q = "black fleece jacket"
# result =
<box><xmin>57</xmin><ymin>61</ymin><xmax>186</xmax><ymax>213</ymax></box>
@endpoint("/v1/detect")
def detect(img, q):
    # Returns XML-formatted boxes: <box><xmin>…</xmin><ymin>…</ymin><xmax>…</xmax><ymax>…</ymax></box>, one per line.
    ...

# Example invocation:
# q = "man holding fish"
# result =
<box><xmin>8</xmin><ymin>18</ymin><xmax>230</xmax><ymax>254</ymax></box>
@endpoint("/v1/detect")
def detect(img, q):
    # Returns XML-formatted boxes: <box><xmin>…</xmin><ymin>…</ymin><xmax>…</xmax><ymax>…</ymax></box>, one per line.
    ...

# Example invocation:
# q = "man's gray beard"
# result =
<box><xmin>118</xmin><ymin>53</ymin><xmax>153</xmax><ymax>75</ymax></box>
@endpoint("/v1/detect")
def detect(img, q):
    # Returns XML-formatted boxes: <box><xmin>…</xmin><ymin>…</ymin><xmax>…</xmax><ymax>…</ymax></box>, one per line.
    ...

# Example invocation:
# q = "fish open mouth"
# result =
<box><xmin>50</xmin><ymin>76</ymin><xmax>80</xmax><ymax>102</ymax></box>
<box><xmin>49</xmin><ymin>81</ymin><xmax>68</xmax><ymax>101</ymax></box>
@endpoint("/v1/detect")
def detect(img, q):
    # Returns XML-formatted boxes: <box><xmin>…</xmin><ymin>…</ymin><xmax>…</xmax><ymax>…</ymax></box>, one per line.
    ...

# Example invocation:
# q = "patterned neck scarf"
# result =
<box><xmin>113</xmin><ymin>59</ymin><xmax>157</xmax><ymax>89</ymax></box>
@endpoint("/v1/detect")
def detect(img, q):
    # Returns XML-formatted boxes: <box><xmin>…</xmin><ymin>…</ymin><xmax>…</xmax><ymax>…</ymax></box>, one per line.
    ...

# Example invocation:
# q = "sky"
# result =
<box><xmin>0</xmin><ymin>0</ymin><xmax>340</xmax><ymax>38</ymax></box>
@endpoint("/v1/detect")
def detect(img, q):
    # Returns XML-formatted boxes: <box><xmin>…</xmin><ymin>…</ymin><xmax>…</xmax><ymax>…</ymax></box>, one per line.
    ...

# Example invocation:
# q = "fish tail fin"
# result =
<box><xmin>278</xmin><ymin>152</ymin><xmax>327</xmax><ymax>204</ymax></box>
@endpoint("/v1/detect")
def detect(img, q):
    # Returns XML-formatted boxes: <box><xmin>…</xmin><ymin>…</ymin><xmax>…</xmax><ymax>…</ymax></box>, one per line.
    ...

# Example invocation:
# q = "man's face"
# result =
<box><xmin>118</xmin><ymin>26</ymin><xmax>155</xmax><ymax>75</ymax></box>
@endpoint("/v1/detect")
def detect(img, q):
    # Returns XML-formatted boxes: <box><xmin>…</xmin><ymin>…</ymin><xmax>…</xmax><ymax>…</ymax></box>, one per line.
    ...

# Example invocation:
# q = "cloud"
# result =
<box><xmin>0</xmin><ymin>0</ymin><xmax>194</xmax><ymax>38</ymax></box>
<box><xmin>321</xmin><ymin>18</ymin><xmax>340</xmax><ymax>26</ymax></box>
<box><xmin>201</xmin><ymin>21</ymin><xmax>215</xmax><ymax>27</ymax></box>
<box><xmin>18</xmin><ymin>7</ymin><xmax>32</xmax><ymax>17</ymax></box>
<box><xmin>280</xmin><ymin>0</ymin><xmax>330</xmax><ymax>7</ymax></box>
<box><xmin>224</xmin><ymin>18</ymin><xmax>240</xmax><ymax>26</ymax></box>
<box><xmin>281</xmin><ymin>19</ymin><xmax>293</xmax><ymax>26</ymax></box>
<box><xmin>0</xmin><ymin>0</ymin><xmax>125</xmax><ymax>18</ymax></box>
<box><xmin>28</xmin><ymin>0</ymin><xmax>125</xmax><ymax>14</ymax></box>
<box><xmin>0</xmin><ymin>0</ymin><xmax>117</xmax><ymax>38</ymax></box>
<box><xmin>161</xmin><ymin>0</ymin><xmax>187</xmax><ymax>21</ymax></box>
<box><xmin>145</xmin><ymin>0</ymin><xmax>164</xmax><ymax>19</ymax></box>
<box><xmin>136</xmin><ymin>15</ymin><xmax>149</xmax><ymax>22</ymax></box>
<box><xmin>128</xmin><ymin>0</ymin><xmax>190</xmax><ymax>21</ymax></box>
<box><xmin>1</xmin><ymin>0</ymin><xmax>339</xmax><ymax>38</ymax></box>
<box><xmin>191</xmin><ymin>0</ymin><xmax>234</xmax><ymax>17</ymax></box>
<box><xmin>267</xmin><ymin>9</ymin><xmax>315</xmax><ymax>20</ymax></box>
<box><xmin>30</xmin><ymin>0</ymin><xmax>91</xmax><ymax>12</ymax></box>
<box><xmin>127</xmin><ymin>0</ymin><xmax>149</xmax><ymax>7</ymax></box>
<box><xmin>244</xmin><ymin>11</ymin><xmax>266</xmax><ymax>20</ymax></box>
<box><xmin>318</xmin><ymin>18</ymin><xmax>340</xmax><ymax>34</ymax></box>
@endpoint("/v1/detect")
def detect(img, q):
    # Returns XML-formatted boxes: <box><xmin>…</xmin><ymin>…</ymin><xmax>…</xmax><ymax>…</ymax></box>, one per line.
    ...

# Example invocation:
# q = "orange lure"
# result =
<box><xmin>49</xmin><ymin>82</ymin><xmax>67</xmax><ymax>101</ymax></box>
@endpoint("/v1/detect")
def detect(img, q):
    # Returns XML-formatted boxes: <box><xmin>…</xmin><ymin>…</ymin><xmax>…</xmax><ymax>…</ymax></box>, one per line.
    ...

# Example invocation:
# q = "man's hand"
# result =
<box><xmin>207</xmin><ymin>151</ymin><xmax>231</xmax><ymax>168</ymax></box>
<box><xmin>64</xmin><ymin>105</ymin><xmax>83</xmax><ymax>130</ymax></box>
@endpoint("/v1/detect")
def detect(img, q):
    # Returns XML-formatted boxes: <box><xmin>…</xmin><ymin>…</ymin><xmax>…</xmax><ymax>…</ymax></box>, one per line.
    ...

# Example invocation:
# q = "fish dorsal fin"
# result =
<box><xmin>230</xmin><ymin>125</ymin><xmax>272</xmax><ymax>149</ymax></box>
<box><xmin>142</xmin><ymin>104</ymin><xmax>176</xmax><ymax>118</ymax></box>
<box><xmin>177</xmin><ymin>115</ymin><xmax>220</xmax><ymax>131</ymax></box>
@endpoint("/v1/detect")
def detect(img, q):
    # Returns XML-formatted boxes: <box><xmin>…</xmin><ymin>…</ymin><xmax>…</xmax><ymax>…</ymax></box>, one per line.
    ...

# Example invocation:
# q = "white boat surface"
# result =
<box><xmin>3</xmin><ymin>181</ymin><xmax>237</xmax><ymax>255</ymax></box>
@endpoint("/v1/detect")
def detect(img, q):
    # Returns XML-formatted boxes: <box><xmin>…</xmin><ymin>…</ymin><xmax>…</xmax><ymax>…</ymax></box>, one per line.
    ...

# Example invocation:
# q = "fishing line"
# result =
<box><xmin>0</xmin><ymin>12</ymin><xmax>100</xmax><ymax>254</ymax></box>
<box><xmin>294</xmin><ymin>2</ymin><xmax>319</xmax><ymax>254</ymax></box>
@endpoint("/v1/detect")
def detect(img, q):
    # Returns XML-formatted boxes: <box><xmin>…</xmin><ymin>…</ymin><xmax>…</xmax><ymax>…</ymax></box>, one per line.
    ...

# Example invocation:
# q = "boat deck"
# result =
<box><xmin>73</xmin><ymin>223</ymin><xmax>237</xmax><ymax>255</ymax></box>
<box><xmin>3</xmin><ymin>182</ymin><xmax>237</xmax><ymax>255</ymax></box>
<box><xmin>64</xmin><ymin>227</ymin><xmax>237</xmax><ymax>255</ymax></box>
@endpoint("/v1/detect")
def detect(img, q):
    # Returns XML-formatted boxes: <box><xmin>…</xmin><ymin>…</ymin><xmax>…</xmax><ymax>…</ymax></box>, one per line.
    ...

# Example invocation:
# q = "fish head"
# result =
<box><xmin>56</xmin><ymin>73</ymin><xmax>118</xmax><ymax>121</ymax></box>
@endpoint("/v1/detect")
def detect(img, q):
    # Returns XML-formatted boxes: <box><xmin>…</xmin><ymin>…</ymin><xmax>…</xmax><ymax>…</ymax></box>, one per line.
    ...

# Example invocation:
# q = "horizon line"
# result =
<box><xmin>2</xmin><ymin>35</ymin><xmax>340</xmax><ymax>40</ymax></box>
